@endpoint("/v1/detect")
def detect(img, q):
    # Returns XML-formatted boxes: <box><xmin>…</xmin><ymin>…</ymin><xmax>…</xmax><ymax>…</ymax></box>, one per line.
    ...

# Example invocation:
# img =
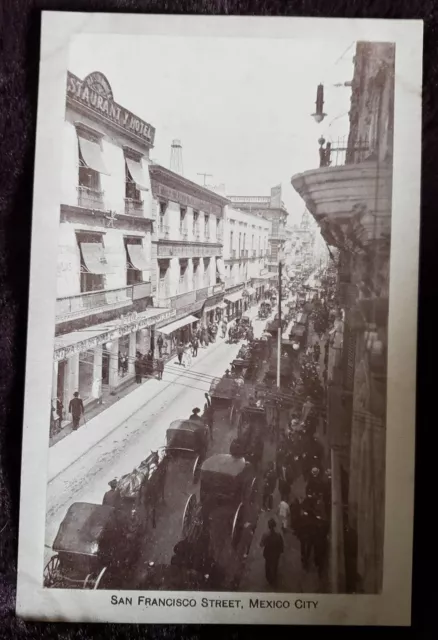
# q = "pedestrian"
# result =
<box><xmin>201</xmin><ymin>326</ymin><xmax>208</xmax><ymax>348</ymax></box>
<box><xmin>221</xmin><ymin>319</ymin><xmax>227</xmax><ymax>339</ymax></box>
<box><xmin>260</xmin><ymin>518</ymin><xmax>284</xmax><ymax>587</ymax></box>
<box><xmin>278</xmin><ymin>475</ymin><xmax>291</xmax><ymax>503</ymax></box>
<box><xmin>177</xmin><ymin>341</ymin><xmax>184</xmax><ymax>365</ymax></box>
<box><xmin>157</xmin><ymin>334</ymin><xmax>164</xmax><ymax>357</ymax></box>
<box><xmin>191</xmin><ymin>335</ymin><xmax>199</xmax><ymax>358</ymax></box>
<box><xmin>262</xmin><ymin>463</ymin><xmax>276</xmax><ymax>511</ymax></box>
<box><xmin>68</xmin><ymin>391</ymin><xmax>84</xmax><ymax>431</ymax></box>
<box><xmin>183</xmin><ymin>344</ymin><xmax>192</xmax><ymax>368</ymax></box>
<box><xmin>156</xmin><ymin>353</ymin><xmax>164</xmax><ymax>380</ymax></box>
<box><xmin>278</xmin><ymin>499</ymin><xmax>291</xmax><ymax>532</ymax></box>
<box><xmin>134</xmin><ymin>354</ymin><xmax>142</xmax><ymax>383</ymax></box>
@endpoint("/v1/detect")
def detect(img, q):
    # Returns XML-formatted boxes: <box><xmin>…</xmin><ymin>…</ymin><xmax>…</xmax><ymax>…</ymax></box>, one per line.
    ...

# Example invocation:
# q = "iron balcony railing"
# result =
<box><xmin>319</xmin><ymin>134</ymin><xmax>370</xmax><ymax>168</ymax></box>
<box><xmin>77</xmin><ymin>186</ymin><xmax>105</xmax><ymax>210</ymax></box>
<box><xmin>124</xmin><ymin>198</ymin><xmax>144</xmax><ymax>217</ymax></box>
<box><xmin>55</xmin><ymin>282</ymin><xmax>151</xmax><ymax>321</ymax></box>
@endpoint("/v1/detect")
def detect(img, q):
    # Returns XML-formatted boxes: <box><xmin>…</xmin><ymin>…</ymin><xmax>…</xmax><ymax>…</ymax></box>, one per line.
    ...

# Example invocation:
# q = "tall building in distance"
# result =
<box><xmin>227</xmin><ymin>184</ymin><xmax>289</xmax><ymax>274</ymax></box>
<box><xmin>292</xmin><ymin>41</ymin><xmax>395</xmax><ymax>594</ymax></box>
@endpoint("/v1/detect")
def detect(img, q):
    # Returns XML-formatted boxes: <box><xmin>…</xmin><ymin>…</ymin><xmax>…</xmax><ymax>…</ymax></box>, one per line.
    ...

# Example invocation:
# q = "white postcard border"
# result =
<box><xmin>16</xmin><ymin>12</ymin><xmax>423</xmax><ymax>625</ymax></box>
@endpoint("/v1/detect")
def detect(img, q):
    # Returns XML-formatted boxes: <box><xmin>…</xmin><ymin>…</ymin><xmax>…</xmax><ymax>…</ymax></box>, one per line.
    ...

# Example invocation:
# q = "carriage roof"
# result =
<box><xmin>209</xmin><ymin>376</ymin><xmax>239</xmax><ymax>398</ymax></box>
<box><xmin>201</xmin><ymin>454</ymin><xmax>247</xmax><ymax>477</ymax></box>
<box><xmin>168</xmin><ymin>419</ymin><xmax>205</xmax><ymax>434</ymax></box>
<box><xmin>53</xmin><ymin>502</ymin><xmax>114</xmax><ymax>556</ymax></box>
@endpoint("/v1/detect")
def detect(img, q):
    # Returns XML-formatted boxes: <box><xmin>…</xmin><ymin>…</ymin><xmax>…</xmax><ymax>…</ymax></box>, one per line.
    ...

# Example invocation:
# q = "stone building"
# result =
<box><xmin>291</xmin><ymin>42</ymin><xmax>395</xmax><ymax>593</ymax></box>
<box><xmin>53</xmin><ymin>70</ymin><xmax>174</xmax><ymax>426</ymax></box>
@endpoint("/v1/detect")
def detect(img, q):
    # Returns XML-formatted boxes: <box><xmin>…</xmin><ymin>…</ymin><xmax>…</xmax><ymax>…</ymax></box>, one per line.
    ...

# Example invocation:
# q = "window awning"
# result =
<box><xmin>78</xmin><ymin>136</ymin><xmax>110</xmax><ymax>175</ymax></box>
<box><xmin>246</xmin><ymin>287</ymin><xmax>256</xmax><ymax>296</ymax></box>
<box><xmin>80</xmin><ymin>243</ymin><xmax>112</xmax><ymax>274</ymax></box>
<box><xmin>224</xmin><ymin>291</ymin><xmax>243</xmax><ymax>304</ymax></box>
<box><xmin>127</xmin><ymin>243</ymin><xmax>149</xmax><ymax>271</ymax></box>
<box><xmin>126</xmin><ymin>158</ymin><xmax>150</xmax><ymax>191</ymax></box>
<box><xmin>157</xmin><ymin>314</ymin><xmax>199</xmax><ymax>335</ymax></box>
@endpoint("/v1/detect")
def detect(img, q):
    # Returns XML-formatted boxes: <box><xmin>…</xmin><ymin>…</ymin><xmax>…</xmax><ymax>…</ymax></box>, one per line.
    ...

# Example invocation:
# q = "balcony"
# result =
<box><xmin>124</xmin><ymin>198</ymin><xmax>144</xmax><ymax>217</ymax></box>
<box><xmin>291</xmin><ymin>143</ymin><xmax>393</xmax><ymax>249</ymax></box>
<box><xmin>55</xmin><ymin>282</ymin><xmax>152</xmax><ymax>323</ymax></box>
<box><xmin>77</xmin><ymin>186</ymin><xmax>105</xmax><ymax>210</ymax></box>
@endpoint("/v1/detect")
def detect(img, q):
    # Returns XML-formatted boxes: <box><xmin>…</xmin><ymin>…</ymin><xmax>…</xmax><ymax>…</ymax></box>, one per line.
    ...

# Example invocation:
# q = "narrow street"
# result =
<box><xmin>45</xmin><ymin>310</ymin><xmax>267</xmax><ymax>556</ymax></box>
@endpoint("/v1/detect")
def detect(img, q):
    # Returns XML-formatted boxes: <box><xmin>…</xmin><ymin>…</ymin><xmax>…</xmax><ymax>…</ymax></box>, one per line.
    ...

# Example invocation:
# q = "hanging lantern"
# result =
<box><xmin>311</xmin><ymin>84</ymin><xmax>327</xmax><ymax>123</ymax></box>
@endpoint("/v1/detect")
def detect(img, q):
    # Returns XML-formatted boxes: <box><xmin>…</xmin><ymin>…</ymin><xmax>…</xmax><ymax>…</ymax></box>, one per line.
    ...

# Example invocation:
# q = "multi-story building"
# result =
<box><xmin>148</xmin><ymin>165</ymin><xmax>228</xmax><ymax>353</ymax></box>
<box><xmin>221</xmin><ymin>206</ymin><xmax>271</xmax><ymax>318</ymax></box>
<box><xmin>53</xmin><ymin>70</ymin><xmax>177</xmax><ymax>428</ymax></box>
<box><xmin>228</xmin><ymin>184</ymin><xmax>289</xmax><ymax>274</ymax></box>
<box><xmin>291</xmin><ymin>42</ymin><xmax>394</xmax><ymax>594</ymax></box>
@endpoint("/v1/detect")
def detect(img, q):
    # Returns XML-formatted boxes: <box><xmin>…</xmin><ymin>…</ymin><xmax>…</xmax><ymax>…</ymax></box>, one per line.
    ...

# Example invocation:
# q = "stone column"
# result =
<box><xmin>128</xmin><ymin>331</ymin><xmax>136</xmax><ymax>374</ymax></box>
<box><xmin>51</xmin><ymin>360</ymin><xmax>58</xmax><ymax>404</ymax></box>
<box><xmin>92</xmin><ymin>345</ymin><xmax>103</xmax><ymax>400</ymax></box>
<box><xmin>108</xmin><ymin>338</ymin><xmax>119</xmax><ymax>395</ymax></box>
<box><xmin>64</xmin><ymin>353</ymin><xmax>79</xmax><ymax>410</ymax></box>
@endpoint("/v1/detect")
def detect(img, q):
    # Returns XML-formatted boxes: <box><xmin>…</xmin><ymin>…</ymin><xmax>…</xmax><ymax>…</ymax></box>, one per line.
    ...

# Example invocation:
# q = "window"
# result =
<box><xmin>124</xmin><ymin>236</ymin><xmax>143</xmax><ymax>285</ymax></box>
<box><xmin>159</xmin><ymin>201</ymin><xmax>167</xmax><ymax>234</ymax></box>
<box><xmin>78</xmin><ymin>144</ymin><xmax>101</xmax><ymax>191</ymax></box>
<box><xmin>193</xmin><ymin>211</ymin><xmax>199</xmax><ymax>236</ymax></box>
<box><xmin>159</xmin><ymin>260</ymin><xmax>169</xmax><ymax>298</ymax></box>
<box><xmin>204</xmin><ymin>214</ymin><xmax>210</xmax><ymax>238</ymax></box>
<box><xmin>193</xmin><ymin>258</ymin><xmax>200</xmax><ymax>287</ymax></box>
<box><xmin>179</xmin><ymin>260</ymin><xmax>188</xmax><ymax>292</ymax></box>
<box><xmin>180</xmin><ymin>207</ymin><xmax>187</xmax><ymax>236</ymax></box>
<box><xmin>125</xmin><ymin>162</ymin><xmax>141</xmax><ymax>202</ymax></box>
<box><xmin>76</xmin><ymin>231</ymin><xmax>105</xmax><ymax>293</ymax></box>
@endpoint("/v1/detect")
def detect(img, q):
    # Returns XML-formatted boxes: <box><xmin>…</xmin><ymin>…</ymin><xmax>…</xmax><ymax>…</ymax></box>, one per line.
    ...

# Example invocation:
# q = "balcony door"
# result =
<box><xmin>76</xmin><ymin>231</ymin><xmax>105</xmax><ymax>294</ymax></box>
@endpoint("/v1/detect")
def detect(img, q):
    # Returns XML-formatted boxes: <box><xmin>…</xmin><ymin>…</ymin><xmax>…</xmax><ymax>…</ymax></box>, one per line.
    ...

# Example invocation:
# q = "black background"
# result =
<box><xmin>0</xmin><ymin>1</ymin><xmax>436</xmax><ymax>638</ymax></box>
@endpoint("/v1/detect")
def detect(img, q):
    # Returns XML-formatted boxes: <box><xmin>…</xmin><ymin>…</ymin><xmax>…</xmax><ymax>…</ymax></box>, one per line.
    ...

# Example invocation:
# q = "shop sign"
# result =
<box><xmin>53</xmin><ymin>308</ymin><xmax>176</xmax><ymax>361</ymax></box>
<box><xmin>67</xmin><ymin>71</ymin><xmax>155</xmax><ymax>146</ymax></box>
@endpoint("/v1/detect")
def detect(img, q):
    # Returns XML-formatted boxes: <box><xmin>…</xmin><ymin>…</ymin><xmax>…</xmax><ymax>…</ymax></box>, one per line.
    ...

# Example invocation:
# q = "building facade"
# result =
<box><xmin>291</xmin><ymin>42</ymin><xmax>395</xmax><ymax>594</ymax></box>
<box><xmin>53</xmin><ymin>71</ymin><xmax>178</xmax><ymax>429</ymax></box>
<box><xmin>227</xmin><ymin>184</ymin><xmax>289</xmax><ymax>274</ymax></box>
<box><xmin>221</xmin><ymin>205</ymin><xmax>271</xmax><ymax>318</ymax></box>
<box><xmin>148</xmin><ymin>165</ymin><xmax>228</xmax><ymax>353</ymax></box>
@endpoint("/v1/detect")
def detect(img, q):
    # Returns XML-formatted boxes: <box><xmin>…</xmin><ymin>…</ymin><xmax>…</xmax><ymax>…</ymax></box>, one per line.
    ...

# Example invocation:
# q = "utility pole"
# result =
<box><xmin>277</xmin><ymin>258</ymin><xmax>283</xmax><ymax>388</ymax></box>
<box><xmin>197</xmin><ymin>172</ymin><xmax>213</xmax><ymax>186</ymax></box>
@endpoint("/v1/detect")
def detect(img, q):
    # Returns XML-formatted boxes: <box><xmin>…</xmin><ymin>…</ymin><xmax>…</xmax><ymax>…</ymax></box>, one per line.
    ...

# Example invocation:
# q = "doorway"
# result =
<box><xmin>102</xmin><ymin>352</ymin><xmax>110</xmax><ymax>385</ymax></box>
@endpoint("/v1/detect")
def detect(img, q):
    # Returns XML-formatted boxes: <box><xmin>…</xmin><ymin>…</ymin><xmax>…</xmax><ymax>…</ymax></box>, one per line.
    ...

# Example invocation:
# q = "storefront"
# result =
<box><xmin>156</xmin><ymin>313</ymin><xmax>200</xmax><ymax>356</ymax></box>
<box><xmin>202</xmin><ymin>291</ymin><xmax>225</xmax><ymax>324</ymax></box>
<box><xmin>52</xmin><ymin>307</ymin><xmax>176</xmax><ymax>418</ymax></box>
<box><xmin>224</xmin><ymin>286</ymin><xmax>245</xmax><ymax>320</ymax></box>
<box><xmin>243</xmin><ymin>286</ymin><xmax>257</xmax><ymax>306</ymax></box>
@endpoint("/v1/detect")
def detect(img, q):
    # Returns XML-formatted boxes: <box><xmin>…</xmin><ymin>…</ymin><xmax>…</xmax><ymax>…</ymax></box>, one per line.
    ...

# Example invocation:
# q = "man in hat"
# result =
<box><xmin>103</xmin><ymin>479</ymin><xmax>119</xmax><ymax>507</ymax></box>
<box><xmin>68</xmin><ymin>391</ymin><xmax>84</xmax><ymax>431</ymax></box>
<box><xmin>189</xmin><ymin>407</ymin><xmax>203</xmax><ymax>422</ymax></box>
<box><xmin>260</xmin><ymin>518</ymin><xmax>284</xmax><ymax>587</ymax></box>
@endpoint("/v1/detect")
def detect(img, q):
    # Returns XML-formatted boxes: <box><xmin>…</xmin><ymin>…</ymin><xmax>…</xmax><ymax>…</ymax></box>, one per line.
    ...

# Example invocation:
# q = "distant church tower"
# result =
<box><xmin>170</xmin><ymin>139</ymin><xmax>184</xmax><ymax>176</ymax></box>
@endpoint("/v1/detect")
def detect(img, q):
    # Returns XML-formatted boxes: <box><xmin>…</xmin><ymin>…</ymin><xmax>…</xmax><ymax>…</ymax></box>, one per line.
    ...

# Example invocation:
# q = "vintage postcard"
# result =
<box><xmin>16</xmin><ymin>13</ymin><xmax>422</xmax><ymax>625</ymax></box>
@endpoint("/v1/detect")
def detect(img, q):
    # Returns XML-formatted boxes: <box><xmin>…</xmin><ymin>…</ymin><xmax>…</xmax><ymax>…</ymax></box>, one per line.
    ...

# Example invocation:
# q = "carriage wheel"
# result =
<box><xmin>43</xmin><ymin>555</ymin><xmax>62</xmax><ymax>588</ymax></box>
<box><xmin>192</xmin><ymin>455</ymin><xmax>202</xmax><ymax>484</ymax></box>
<box><xmin>93</xmin><ymin>566</ymin><xmax>108</xmax><ymax>589</ymax></box>
<box><xmin>231</xmin><ymin>502</ymin><xmax>245</xmax><ymax>549</ymax></box>
<box><xmin>182</xmin><ymin>493</ymin><xmax>197</xmax><ymax>538</ymax></box>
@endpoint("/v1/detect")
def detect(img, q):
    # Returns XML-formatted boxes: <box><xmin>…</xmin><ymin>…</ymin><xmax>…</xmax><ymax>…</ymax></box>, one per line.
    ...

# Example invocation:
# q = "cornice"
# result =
<box><xmin>149</xmin><ymin>165</ymin><xmax>229</xmax><ymax>207</ymax></box>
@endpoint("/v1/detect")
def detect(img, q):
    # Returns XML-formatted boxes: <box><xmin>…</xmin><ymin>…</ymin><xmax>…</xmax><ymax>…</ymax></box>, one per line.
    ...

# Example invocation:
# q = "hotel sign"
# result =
<box><xmin>67</xmin><ymin>71</ymin><xmax>155</xmax><ymax>147</ymax></box>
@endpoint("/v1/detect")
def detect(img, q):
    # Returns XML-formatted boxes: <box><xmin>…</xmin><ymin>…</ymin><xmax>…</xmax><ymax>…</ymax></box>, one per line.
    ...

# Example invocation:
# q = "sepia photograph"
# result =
<box><xmin>16</xmin><ymin>13</ymin><xmax>421</xmax><ymax>625</ymax></box>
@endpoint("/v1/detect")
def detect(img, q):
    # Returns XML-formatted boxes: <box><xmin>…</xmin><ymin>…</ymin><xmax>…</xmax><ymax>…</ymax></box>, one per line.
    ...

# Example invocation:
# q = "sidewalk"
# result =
<box><xmin>48</xmin><ymin>304</ymin><xmax>262</xmax><ymax>484</ymax></box>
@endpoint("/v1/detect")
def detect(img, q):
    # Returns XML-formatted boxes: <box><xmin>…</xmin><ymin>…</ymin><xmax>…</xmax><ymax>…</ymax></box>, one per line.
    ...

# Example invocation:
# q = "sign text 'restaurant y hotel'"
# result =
<box><xmin>67</xmin><ymin>71</ymin><xmax>155</xmax><ymax>147</ymax></box>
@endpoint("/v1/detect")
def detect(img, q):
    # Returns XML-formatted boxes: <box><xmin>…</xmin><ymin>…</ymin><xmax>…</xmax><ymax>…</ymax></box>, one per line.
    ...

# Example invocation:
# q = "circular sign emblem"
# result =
<box><xmin>83</xmin><ymin>72</ymin><xmax>114</xmax><ymax>101</ymax></box>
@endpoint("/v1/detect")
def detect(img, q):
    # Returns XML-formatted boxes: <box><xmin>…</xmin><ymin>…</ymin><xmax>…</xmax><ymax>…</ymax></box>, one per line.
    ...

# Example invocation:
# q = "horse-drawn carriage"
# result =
<box><xmin>44</xmin><ymin>502</ymin><xmax>118</xmax><ymax>589</ymax></box>
<box><xmin>165</xmin><ymin>419</ymin><xmax>210</xmax><ymax>483</ymax></box>
<box><xmin>258</xmin><ymin>300</ymin><xmax>272</xmax><ymax>319</ymax></box>
<box><xmin>181</xmin><ymin>454</ymin><xmax>258</xmax><ymax>561</ymax></box>
<box><xmin>208</xmin><ymin>375</ymin><xmax>242</xmax><ymax>424</ymax></box>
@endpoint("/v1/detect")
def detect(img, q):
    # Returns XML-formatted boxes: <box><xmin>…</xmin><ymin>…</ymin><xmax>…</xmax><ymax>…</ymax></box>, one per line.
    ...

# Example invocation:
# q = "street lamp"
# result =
<box><xmin>311</xmin><ymin>84</ymin><xmax>327</xmax><ymax>124</ymax></box>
